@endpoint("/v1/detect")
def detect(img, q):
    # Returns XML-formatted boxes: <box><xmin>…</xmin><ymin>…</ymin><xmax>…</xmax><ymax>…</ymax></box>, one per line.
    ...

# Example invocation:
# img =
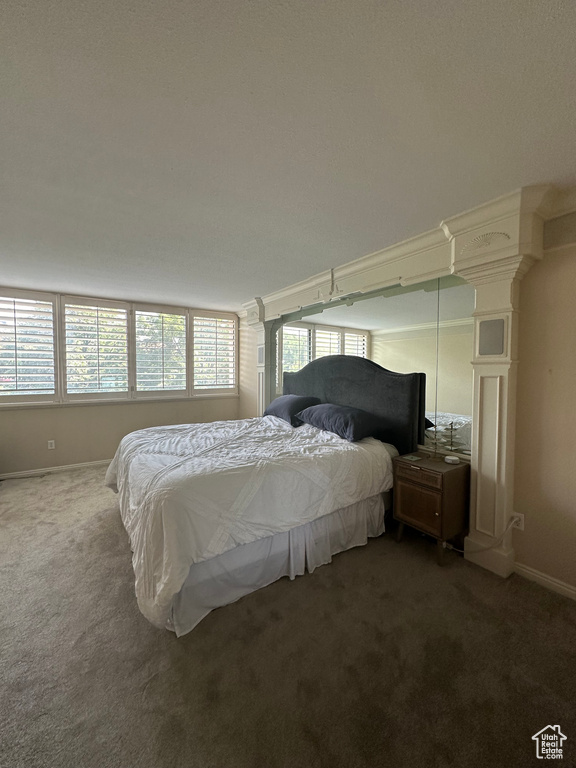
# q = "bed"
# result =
<box><xmin>106</xmin><ymin>355</ymin><xmax>425</xmax><ymax>635</ymax></box>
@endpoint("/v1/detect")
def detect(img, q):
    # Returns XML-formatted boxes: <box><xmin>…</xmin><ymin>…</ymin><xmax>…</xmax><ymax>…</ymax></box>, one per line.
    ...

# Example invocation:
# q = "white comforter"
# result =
<box><xmin>105</xmin><ymin>416</ymin><xmax>395</xmax><ymax>628</ymax></box>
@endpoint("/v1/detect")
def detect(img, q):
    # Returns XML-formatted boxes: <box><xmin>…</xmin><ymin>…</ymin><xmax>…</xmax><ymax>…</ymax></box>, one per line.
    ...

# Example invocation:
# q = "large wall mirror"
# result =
<box><xmin>275</xmin><ymin>276</ymin><xmax>475</xmax><ymax>455</ymax></box>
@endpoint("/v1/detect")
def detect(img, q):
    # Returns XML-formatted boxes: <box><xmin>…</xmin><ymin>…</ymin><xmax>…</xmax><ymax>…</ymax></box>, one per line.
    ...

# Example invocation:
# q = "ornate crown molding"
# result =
<box><xmin>442</xmin><ymin>185</ymin><xmax>555</xmax><ymax>285</ymax></box>
<box><xmin>242</xmin><ymin>297</ymin><xmax>265</xmax><ymax>327</ymax></box>
<box><xmin>246</xmin><ymin>184</ymin><xmax>564</xmax><ymax>322</ymax></box>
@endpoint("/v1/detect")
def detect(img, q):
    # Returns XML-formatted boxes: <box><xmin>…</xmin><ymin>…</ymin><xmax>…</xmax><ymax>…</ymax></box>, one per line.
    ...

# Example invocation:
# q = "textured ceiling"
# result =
<box><xmin>2</xmin><ymin>0</ymin><xmax>576</xmax><ymax>311</ymax></box>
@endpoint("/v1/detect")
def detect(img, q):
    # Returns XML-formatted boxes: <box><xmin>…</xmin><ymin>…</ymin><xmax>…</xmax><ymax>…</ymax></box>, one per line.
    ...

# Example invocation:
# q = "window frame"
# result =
<box><xmin>312</xmin><ymin>324</ymin><xmax>343</xmax><ymax>358</ymax></box>
<box><xmin>190</xmin><ymin>309</ymin><xmax>239</xmax><ymax>395</ymax></box>
<box><xmin>344</xmin><ymin>329</ymin><xmax>370</xmax><ymax>358</ymax></box>
<box><xmin>276</xmin><ymin>322</ymin><xmax>313</xmax><ymax>391</ymax></box>
<box><xmin>133</xmin><ymin>303</ymin><xmax>189</xmax><ymax>400</ymax></box>
<box><xmin>0</xmin><ymin>287</ymin><xmax>238</xmax><ymax>408</ymax></box>
<box><xmin>312</xmin><ymin>324</ymin><xmax>370</xmax><ymax>360</ymax></box>
<box><xmin>0</xmin><ymin>288</ymin><xmax>59</xmax><ymax>405</ymax></box>
<box><xmin>61</xmin><ymin>295</ymin><xmax>132</xmax><ymax>403</ymax></box>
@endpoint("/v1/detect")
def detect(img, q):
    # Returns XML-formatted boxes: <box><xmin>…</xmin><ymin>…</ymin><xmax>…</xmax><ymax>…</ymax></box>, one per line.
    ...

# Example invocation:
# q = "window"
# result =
<box><xmin>282</xmin><ymin>326</ymin><xmax>311</xmax><ymax>373</ymax></box>
<box><xmin>193</xmin><ymin>315</ymin><xmax>236</xmax><ymax>390</ymax></box>
<box><xmin>0</xmin><ymin>294</ymin><xmax>56</xmax><ymax>400</ymax></box>
<box><xmin>136</xmin><ymin>310</ymin><xmax>187</xmax><ymax>392</ymax></box>
<box><xmin>0</xmin><ymin>288</ymin><xmax>237</xmax><ymax>405</ymax></box>
<box><xmin>64</xmin><ymin>301</ymin><xmax>129</xmax><ymax>395</ymax></box>
<box><xmin>276</xmin><ymin>322</ymin><xmax>370</xmax><ymax>393</ymax></box>
<box><xmin>344</xmin><ymin>332</ymin><xmax>368</xmax><ymax>357</ymax></box>
<box><xmin>314</xmin><ymin>329</ymin><xmax>342</xmax><ymax>358</ymax></box>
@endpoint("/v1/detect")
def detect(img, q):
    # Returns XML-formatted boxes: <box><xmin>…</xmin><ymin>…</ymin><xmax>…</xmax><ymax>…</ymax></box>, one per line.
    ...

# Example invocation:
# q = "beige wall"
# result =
<box><xmin>0</xmin><ymin>397</ymin><xmax>238</xmax><ymax>475</ymax></box>
<box><xmin>437</xmin><ymin>332</ymin><xmax>473</xmax><ymax>416</ymax></box>
<box><xmin>371</xmin><ymin>333</ymin><xmax>437</xmax><ymax>412</ymax></box>
<box><xmin>513</xmin><ymin>245</ymin><xmax>576</xmax><ymax>589</ymax></box>
<box><xmin>238</xmin><ymin>316</ymin><xmax>259</xmax><ymax>419</ymax></box>
<box><xmin>371</xmin><ymin>329</ymin><xmax>473</xmax><ymax>415</ymax></box>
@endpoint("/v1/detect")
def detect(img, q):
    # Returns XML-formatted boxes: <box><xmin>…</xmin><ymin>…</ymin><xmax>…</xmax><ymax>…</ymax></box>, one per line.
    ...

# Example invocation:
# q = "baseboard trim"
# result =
<box><xmin>514</xmin><ymin>562</ymin><xmax>576</xmax><ymax>601</ymax></box>
<box><xmin>0</xmin><ymin>459</ymin><xmax>111</xmax><ymax>480</ymax></box>
<box><xmin>464</xmin><ymin>535</ymin><xmax>515</xmax><ymax>578</ymax></box>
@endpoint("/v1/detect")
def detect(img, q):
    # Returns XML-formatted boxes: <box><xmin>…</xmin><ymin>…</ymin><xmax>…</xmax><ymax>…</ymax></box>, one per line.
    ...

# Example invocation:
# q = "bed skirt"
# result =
<box><xmin>169</xmin><ymin>492</ymin><xmax>389</xmax><ymax>636</ymax></box>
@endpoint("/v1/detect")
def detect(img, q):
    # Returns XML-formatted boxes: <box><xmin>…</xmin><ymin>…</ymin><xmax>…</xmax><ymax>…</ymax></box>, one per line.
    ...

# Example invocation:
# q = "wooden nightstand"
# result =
<box><xmin>393</xmin><ymin>451</ymin><xmax>470</xmax><ymax>564</ymax></box>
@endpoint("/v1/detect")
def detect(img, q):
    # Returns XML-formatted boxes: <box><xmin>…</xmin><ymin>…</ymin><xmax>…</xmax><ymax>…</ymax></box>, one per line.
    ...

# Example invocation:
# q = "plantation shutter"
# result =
<box><xmin>0</xmin><ymin>295</ymin><xmax>56</xmax><ymax>397</ymax></box>
<box><xmin>344</xmin><ymin>332</ymin><xmax>368</xmax><ymax>358</ymax></box>
<box><xmin>282</xmin><ymin>326</ymin><xmax>311</xmax><ymax>372</ymax></box>
<box><xmin>314</xmin><ymin>329</ymin><xmax>341</xmax><ymax>358</ymax></box>
<box><xmin>64</xmin><ymin>303</ymin><xmax>128</xmax><ymax>394</ymax></box>
<box><xmin>193</xmin><ymin>316</ymin><xmax>236</xmax><ymax>389</ymax></box>
<box><xmin>135</xmin><ymin>311</ymin><xmax>187</xmax><ymax>391</ymax></box>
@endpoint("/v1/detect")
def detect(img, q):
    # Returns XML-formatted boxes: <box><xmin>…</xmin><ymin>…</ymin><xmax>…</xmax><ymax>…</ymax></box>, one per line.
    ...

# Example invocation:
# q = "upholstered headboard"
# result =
<box><xmin>283</xmin><ymin>355</ymin><xmax>425</xmax><ymax>456</ymax></box>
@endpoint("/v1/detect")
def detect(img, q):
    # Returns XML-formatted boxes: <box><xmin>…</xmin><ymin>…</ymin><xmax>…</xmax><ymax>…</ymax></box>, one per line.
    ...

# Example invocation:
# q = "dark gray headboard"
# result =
<box><xmin>283</xmin><ymin>355</ymin><xmax>425</xmax><ymax>456</ymax></box>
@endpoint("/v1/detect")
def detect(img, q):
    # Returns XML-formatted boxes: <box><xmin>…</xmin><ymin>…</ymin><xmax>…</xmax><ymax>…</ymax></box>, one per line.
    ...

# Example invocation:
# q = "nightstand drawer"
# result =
<box><xmin>395</xmin><ymin>464</ymin><xmax>442</xmax><ymax>490</ymax></box>
<box><xmin>394</xmin><ymin>481</ymin><xmax>442</xmax><ymax>536</ymax></box>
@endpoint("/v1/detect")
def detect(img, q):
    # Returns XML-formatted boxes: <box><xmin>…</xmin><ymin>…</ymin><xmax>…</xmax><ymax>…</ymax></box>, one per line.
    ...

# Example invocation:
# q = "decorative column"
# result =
<box><xmin>243</xmin><ymin>298</ymin><xmax>278</xmax><ymax>414</ymax></box>
<box><xmin>443</xmin><ymin>185</ymin><xmax>553</xmax><ymax>576</ymax></box>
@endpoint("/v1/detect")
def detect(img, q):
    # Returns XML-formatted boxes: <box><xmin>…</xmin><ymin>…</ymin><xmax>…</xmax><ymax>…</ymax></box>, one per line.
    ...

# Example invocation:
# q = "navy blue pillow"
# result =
<box><xmin>295</xmin><ymin>403</ymin><xmax>392</xmax><ymax>442</ymax></box>
<box><xmin>264</xmin><ymin>395</ymin><xmax>321</xmax><ymax>426</ymax></box>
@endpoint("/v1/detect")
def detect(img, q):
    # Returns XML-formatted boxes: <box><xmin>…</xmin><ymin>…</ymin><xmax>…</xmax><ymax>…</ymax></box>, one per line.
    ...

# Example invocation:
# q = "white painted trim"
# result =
<box><xmin>514</xmin><ymin>562</ymin><xmax>576</xmax><ymax>602</ymax></box>
<box><xmin>246</xmin><ymin>185</ymin><xmax>560</xmax><ymax>326</ymax></box>
<box><xmin>371</xmin><ymin>317</ymin><xmax>473</xmax><ymax>338</ymax></box>
<box><xmin>0</xmin><ymin>459</ymin><xmax>111</xmax><ymax>480</ymax></box>
<box><xmin>464</xmin><ymin>537</ymin><xmax>515</xmax><ymax>578</ymax></box>
<box><xmin>248</xmin><ymin>230</ymin><xmax>451</xmax><ymax>320</ymax></box>
<box><xmin>441</xmin><ymin>185</ymin><xmax>555</xmax><ymax>234</ymax></box>
<box><xmin>334</xmin><ymin>227</ymin><xmax>447</xmax><ymax>278</ymax></box>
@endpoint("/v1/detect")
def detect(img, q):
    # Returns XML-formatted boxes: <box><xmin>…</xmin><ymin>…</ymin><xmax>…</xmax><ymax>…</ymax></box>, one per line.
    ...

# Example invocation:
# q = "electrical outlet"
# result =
<box><xmin>47</xmin><ymin>440</ymin><xmax>55</xmax><ymax>450</ymax></box>
<box><xmin>512</xmin><ymin>513</ymin><xmax>524</xmax><ymax>531</ymax></box>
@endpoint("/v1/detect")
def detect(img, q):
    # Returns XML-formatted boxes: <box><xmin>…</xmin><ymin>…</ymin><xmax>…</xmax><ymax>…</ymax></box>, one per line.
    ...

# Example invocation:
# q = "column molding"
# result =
<box><xmin>441</xmin><ymin>186</ymin><xmax>553</xmax><ymax>576</ymax></box>
<box><xmin>244</xmin><ymin>298</ymin><xmax>280</xmax><ymax>412</ymax></box>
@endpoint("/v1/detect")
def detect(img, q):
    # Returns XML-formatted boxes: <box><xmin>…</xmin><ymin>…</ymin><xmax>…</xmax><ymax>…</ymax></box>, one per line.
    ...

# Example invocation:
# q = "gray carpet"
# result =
<box><xmin>1</xmin><ymin>466</ymin><xmax>575</xmax><ymax>768</ymax></box>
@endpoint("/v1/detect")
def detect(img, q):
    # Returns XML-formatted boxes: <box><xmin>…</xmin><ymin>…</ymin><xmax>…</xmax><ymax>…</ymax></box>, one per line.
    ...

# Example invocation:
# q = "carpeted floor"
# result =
<box><xmin>1</xmin><ymin>466</ymin><xmax>575</xmax><ymax>768</ymax></box>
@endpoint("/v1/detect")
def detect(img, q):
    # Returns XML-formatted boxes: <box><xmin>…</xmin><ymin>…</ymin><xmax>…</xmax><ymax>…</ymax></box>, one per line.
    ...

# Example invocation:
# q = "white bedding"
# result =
<box><xmin>170</xmin><ymin>494</ymin><xmax>387</xmax><ymax>636</ymax></box>
<box><xmin>105</xmin><ymin>416</ymin><xmax>395</xmax><ymax>629</ymax></box>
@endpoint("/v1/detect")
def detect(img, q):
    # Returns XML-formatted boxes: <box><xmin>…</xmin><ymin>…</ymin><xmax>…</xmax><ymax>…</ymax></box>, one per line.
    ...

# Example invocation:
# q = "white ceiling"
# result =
<box><xmin>2</xmin><ymin>0</ymin><xmax>576</xmax><ymax>311</ymax></box>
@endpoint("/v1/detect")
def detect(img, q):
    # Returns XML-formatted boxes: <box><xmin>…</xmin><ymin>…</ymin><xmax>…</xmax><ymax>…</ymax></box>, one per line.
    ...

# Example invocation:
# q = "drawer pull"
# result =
<box><xmin>396</xmin><ymin>464</ymin><xmax>443</xmax><ymax>489</ymax></box>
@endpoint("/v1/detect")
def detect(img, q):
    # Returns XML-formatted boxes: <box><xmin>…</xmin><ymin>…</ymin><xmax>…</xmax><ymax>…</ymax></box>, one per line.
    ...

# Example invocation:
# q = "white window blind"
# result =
<box><xmin>344</xmin><ymin>332</ymin><xmax>368</xmax><ymax>358</ymax></box>
<box><xmin>314</xmin><ymin>329</ymin><xmax>341</xmax><ymax>358</ymax></box>
<box><xmin>193</xmin><ymin>316</ymin><xmax>236</xmax><ymax>389</ymax></box>
<box><xmin>136</xmin><ymin>310</ymin><xmax>187</xmax><ymax>391</ymax></box>
<box><xmin>64</xmin><ymin>303</ymin><xmax>128</xmax><ymax>394</ymax></box>
<box><xmin>0</xmin><ymin>296</ymin><xmax>55</xmax><ymax>397</ymax></box>
<box><xmin>282</xmin><ymin>326</ymin><xmax>311</xmax><ymax>372</ymax></box>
